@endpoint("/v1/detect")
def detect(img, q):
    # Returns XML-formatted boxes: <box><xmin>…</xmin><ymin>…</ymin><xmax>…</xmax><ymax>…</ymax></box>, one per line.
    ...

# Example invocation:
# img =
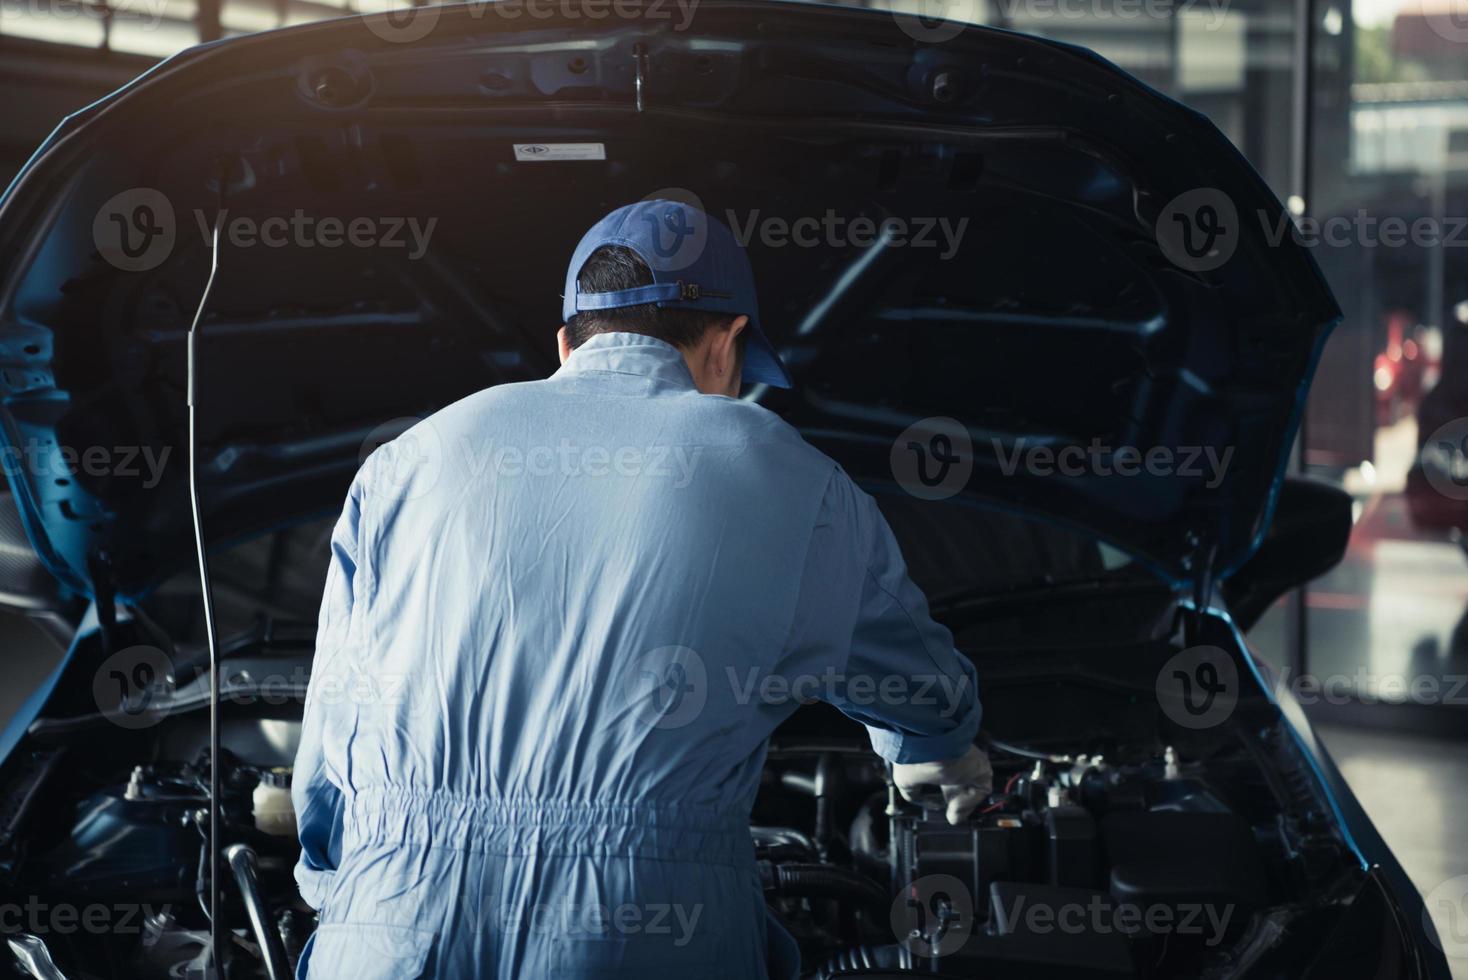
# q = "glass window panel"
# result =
<box><xmin>108</xmin><ymin>7</ymin><xmax>199</xmax><ymax>55</ymax></box>
<box><xmin>221</xmin><ymin>0</ymin><xmax>281</xmax><ymax>33</ymax></box>
<box><xmin>282</xmin><ymin>0</ymin><xmax>353</xmax><ymax>26</ymax></box>
<box><xmin>1179</xmin><ymin>8</ymin><xmax>1246</xmax><ymax>93</ymax></box>
<box><xmin>0</xmin><ymin>0</ymin><xmax>107</xmax><ymax>46</ymax></box>
<box><xmin>858</xmin><ymin>0</ymin><xmax>994</xmax><ymax>27</ymax></box>
<box><xmin>1301</xmin><ymin>0</ymin><xmax>1468</xmax><ymax>707</ymax></box>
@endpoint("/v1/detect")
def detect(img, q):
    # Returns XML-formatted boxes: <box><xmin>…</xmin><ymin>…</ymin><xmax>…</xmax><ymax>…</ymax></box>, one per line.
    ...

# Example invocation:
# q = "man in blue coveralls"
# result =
<box><xmin>291</xmin><ymin>200</ymin><xmax>992</xmax><ymax>979</ymax></box>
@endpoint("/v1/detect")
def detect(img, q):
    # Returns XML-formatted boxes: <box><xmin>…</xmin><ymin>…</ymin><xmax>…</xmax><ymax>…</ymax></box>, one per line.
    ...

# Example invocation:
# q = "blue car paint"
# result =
<box><xmin>0</xmin><ymin>604</ymin><xmax>121</xmax><ymax>763</ymax></box>
<box><xmin>0</xmin><ymin>1</ymin><xmax>1341</xmax><ymax>601</ymax></box>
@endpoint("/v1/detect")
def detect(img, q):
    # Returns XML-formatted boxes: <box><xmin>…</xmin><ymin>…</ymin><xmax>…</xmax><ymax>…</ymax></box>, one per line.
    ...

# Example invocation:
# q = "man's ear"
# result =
<box><xmin>557</xmin><ymin>326</ymin><xmax>573</xmax><ymax>365</ymax></box>
<box><xmin>716</xmin><ymin>315</ymin><xmax>750</xmax><ymax>390</ymax></box>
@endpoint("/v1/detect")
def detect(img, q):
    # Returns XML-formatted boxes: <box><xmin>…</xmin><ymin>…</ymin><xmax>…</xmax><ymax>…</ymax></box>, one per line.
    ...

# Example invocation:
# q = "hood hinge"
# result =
<box><xmin>1183</xmin><ymin>532</ymin><xmax>1218</xmax><ymax>645</ymax></box>
<box><xmin>85</xmin><ymin>551</ymin><xmax>117</xmax><ymax>655</ymax></box>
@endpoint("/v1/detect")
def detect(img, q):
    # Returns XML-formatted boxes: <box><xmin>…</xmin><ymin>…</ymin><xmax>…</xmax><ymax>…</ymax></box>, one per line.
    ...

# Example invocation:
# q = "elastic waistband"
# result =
<box><xmin>343</xmin><ymin>789</ymin><xmax>753</xmax><ymax>865</ymax></box>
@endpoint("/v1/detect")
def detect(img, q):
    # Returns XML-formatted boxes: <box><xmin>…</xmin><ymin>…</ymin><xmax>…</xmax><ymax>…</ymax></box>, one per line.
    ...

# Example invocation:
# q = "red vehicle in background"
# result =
<box><xmin>1375</xmin><ymin>311</ymin><xmax>1441</xmax><ymax>426</ymax></box>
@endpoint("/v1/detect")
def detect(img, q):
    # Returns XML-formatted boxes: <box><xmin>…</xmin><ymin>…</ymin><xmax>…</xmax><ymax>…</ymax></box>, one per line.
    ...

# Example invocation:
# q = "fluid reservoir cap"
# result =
<box><xmin>261</xmin><ymin>767</ymin><xmax>293</xmax><ymax>788</ymax></box>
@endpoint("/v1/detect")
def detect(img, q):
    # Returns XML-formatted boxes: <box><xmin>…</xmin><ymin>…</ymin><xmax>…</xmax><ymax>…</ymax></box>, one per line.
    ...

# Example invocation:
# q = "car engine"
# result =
<box><xmin>0</xmin><ymin>526</ymin><xmax>1368</xmax><ymax>980</ymax></box>
<box><xmin>0</xmin><ymin>694</ymin><xmax>1355</xmax><ymax>980</ymax></box>
<box><xmin>755</xmin><ymin>732</ymin><xmax>1291</xmax><ymax>979</ymax></box>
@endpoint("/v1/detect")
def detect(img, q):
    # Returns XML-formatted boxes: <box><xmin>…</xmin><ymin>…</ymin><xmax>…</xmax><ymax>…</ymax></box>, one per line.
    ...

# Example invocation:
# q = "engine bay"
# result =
<box><xmin>755</xmin><ymin>721</ymin><xmax>1343</xmax><ymax>980</ymax></box>
<box><xmin>0</xmin><ymin>514</ymin><xmax>1374</xmax><ymax>980</ymax></box>
<box><xmin>0</xmin><ymin>637</ymin><xmax>1370</xmax><ymax>980</ymax></box>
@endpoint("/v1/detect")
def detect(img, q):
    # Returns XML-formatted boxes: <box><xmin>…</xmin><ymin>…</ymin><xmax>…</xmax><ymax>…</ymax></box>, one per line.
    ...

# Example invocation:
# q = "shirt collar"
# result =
<box><xmin>555</xmin><ymin>332</ymin><xmax>696</xmax><ymax>389</ymax></box>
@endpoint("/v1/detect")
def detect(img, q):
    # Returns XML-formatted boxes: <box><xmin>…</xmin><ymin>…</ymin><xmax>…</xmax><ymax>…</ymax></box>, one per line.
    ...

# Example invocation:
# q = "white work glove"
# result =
<box><xmin>892</xmin><ymin>745</ymin><xmax>994</xmax><ymax>826</ymax></box>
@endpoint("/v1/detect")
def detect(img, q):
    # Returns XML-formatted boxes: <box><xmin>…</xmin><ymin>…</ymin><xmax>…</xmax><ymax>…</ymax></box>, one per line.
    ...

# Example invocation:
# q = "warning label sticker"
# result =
<box><xmin>513</xmin><ymin>143</ymin><xmax>607</xmax><ymax>162</ymax></box>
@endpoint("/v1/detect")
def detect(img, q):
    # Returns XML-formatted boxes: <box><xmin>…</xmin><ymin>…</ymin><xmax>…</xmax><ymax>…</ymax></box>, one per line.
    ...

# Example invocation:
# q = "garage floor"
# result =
<box><xmin>1318</xmin><ymin>724</ymin><xmax>1468</xmax><ymax>978</ymax></box>
<box><xmin>1307</xmin><ymin>419</ymin><xmax>1468</xmax><ymax>700</ymax></box>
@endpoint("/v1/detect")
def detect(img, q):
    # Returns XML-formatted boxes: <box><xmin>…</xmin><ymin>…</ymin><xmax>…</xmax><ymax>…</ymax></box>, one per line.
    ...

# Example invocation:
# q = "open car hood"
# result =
<box><xmin>0</xmin><ymin>0</ymin><xmax>1339</xmax><ymax>600</ymax></box>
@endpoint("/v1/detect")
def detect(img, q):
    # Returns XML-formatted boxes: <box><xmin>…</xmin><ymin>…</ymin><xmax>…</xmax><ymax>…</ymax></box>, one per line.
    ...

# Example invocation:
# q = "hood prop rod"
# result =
<box><xmin>187</xmin><ymin>208</ymin><xmax>226</xmax><ymax>979</ymax></box>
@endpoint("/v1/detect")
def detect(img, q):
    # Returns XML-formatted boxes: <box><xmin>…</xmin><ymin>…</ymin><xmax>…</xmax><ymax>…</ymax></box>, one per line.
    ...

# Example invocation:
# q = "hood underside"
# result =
<box><xmin>0</xmin><ymin>0</ymin><xmax>1340</xmax><ymax>599</ymax></box>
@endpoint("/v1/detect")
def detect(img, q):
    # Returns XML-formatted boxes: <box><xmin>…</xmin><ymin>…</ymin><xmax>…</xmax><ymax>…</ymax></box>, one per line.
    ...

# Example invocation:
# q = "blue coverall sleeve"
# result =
<box><xmin>291</xmin><ymin>473</ymin><xmax>364</xmax><ymax>910</ymax></box>
<box><xmin>786</xmin><ymin>469</ymin><xmax>981</xmax><ymax>765</ymax></box>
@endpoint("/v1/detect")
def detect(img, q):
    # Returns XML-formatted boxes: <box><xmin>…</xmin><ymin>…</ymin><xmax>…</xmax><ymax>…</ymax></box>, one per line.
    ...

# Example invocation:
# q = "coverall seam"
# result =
<box><xmin>775</xmin><ymin>463</ymin><xmax>845</xmax><ymax>674</ymax></box>
<box><xmin>358</xmin><ymin>451</ymin><xmax>380</xmax><ymax>633</ymax></box>
<box><xmin>860</xmin><ymin>543</ymin><xmax>952</xmax><ymax>681</ymax></box>
<box><xmin>558</xmin><ymin>369</ymin><xmax>700</xmax><ymax>395</ymax></box>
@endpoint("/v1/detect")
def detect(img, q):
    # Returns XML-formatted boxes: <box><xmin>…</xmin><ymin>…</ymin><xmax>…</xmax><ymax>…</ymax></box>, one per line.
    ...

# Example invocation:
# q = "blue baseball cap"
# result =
<box><xmin>562</xmin><ymin>200</ymin><xmax>792</xmax><ymax>389</ymax></box>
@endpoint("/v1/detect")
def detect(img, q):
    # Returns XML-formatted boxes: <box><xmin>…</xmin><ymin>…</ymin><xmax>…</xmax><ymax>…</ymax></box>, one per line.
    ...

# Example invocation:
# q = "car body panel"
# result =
<box><xmin>0</xmin><ymin>0</ymin><xmax>1339</xmax><ymax>599</ymax></box>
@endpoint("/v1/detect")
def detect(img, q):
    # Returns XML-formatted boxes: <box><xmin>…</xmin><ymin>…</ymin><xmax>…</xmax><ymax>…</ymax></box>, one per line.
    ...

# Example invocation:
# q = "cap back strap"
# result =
<box><xmin>572</xmin><ymin>282</ymin><xmax>683</xmax><ymax>312</ymax></box>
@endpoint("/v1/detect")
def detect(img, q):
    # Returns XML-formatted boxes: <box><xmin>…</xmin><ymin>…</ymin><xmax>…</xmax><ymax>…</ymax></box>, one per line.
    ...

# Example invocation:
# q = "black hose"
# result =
<box><xmin>848</xmin><ymin>792</ymin><xmax>890</xmax><ymax>885</ymax></box>
<box><xmin>226</xmin><ymin>843</ymin><xmax>292</xmax><ymax>980</ymax></box>
<box><xmin>755</xmin><ymin>843</ymin><xmax>815</xmax><ymax>864</ymax></box>
<box><xmin>759</xmin><ymin>862</ymin><xmax>889</xmax><ymax>922</ymax></box>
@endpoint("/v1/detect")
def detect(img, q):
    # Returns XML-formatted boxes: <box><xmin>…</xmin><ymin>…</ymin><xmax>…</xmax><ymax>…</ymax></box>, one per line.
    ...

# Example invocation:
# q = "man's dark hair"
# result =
<box><xmin>566</xmin><ymin>246</ymin><xmax>745</xmax><ymax>356</ymax></box>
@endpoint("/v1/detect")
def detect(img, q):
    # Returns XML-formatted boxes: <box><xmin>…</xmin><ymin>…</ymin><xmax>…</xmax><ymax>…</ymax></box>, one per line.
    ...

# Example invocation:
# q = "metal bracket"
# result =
<box><xmin>633</xmin><ymin>42</ymin><xmax>648</xmax><ymax>113</ymax></box>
